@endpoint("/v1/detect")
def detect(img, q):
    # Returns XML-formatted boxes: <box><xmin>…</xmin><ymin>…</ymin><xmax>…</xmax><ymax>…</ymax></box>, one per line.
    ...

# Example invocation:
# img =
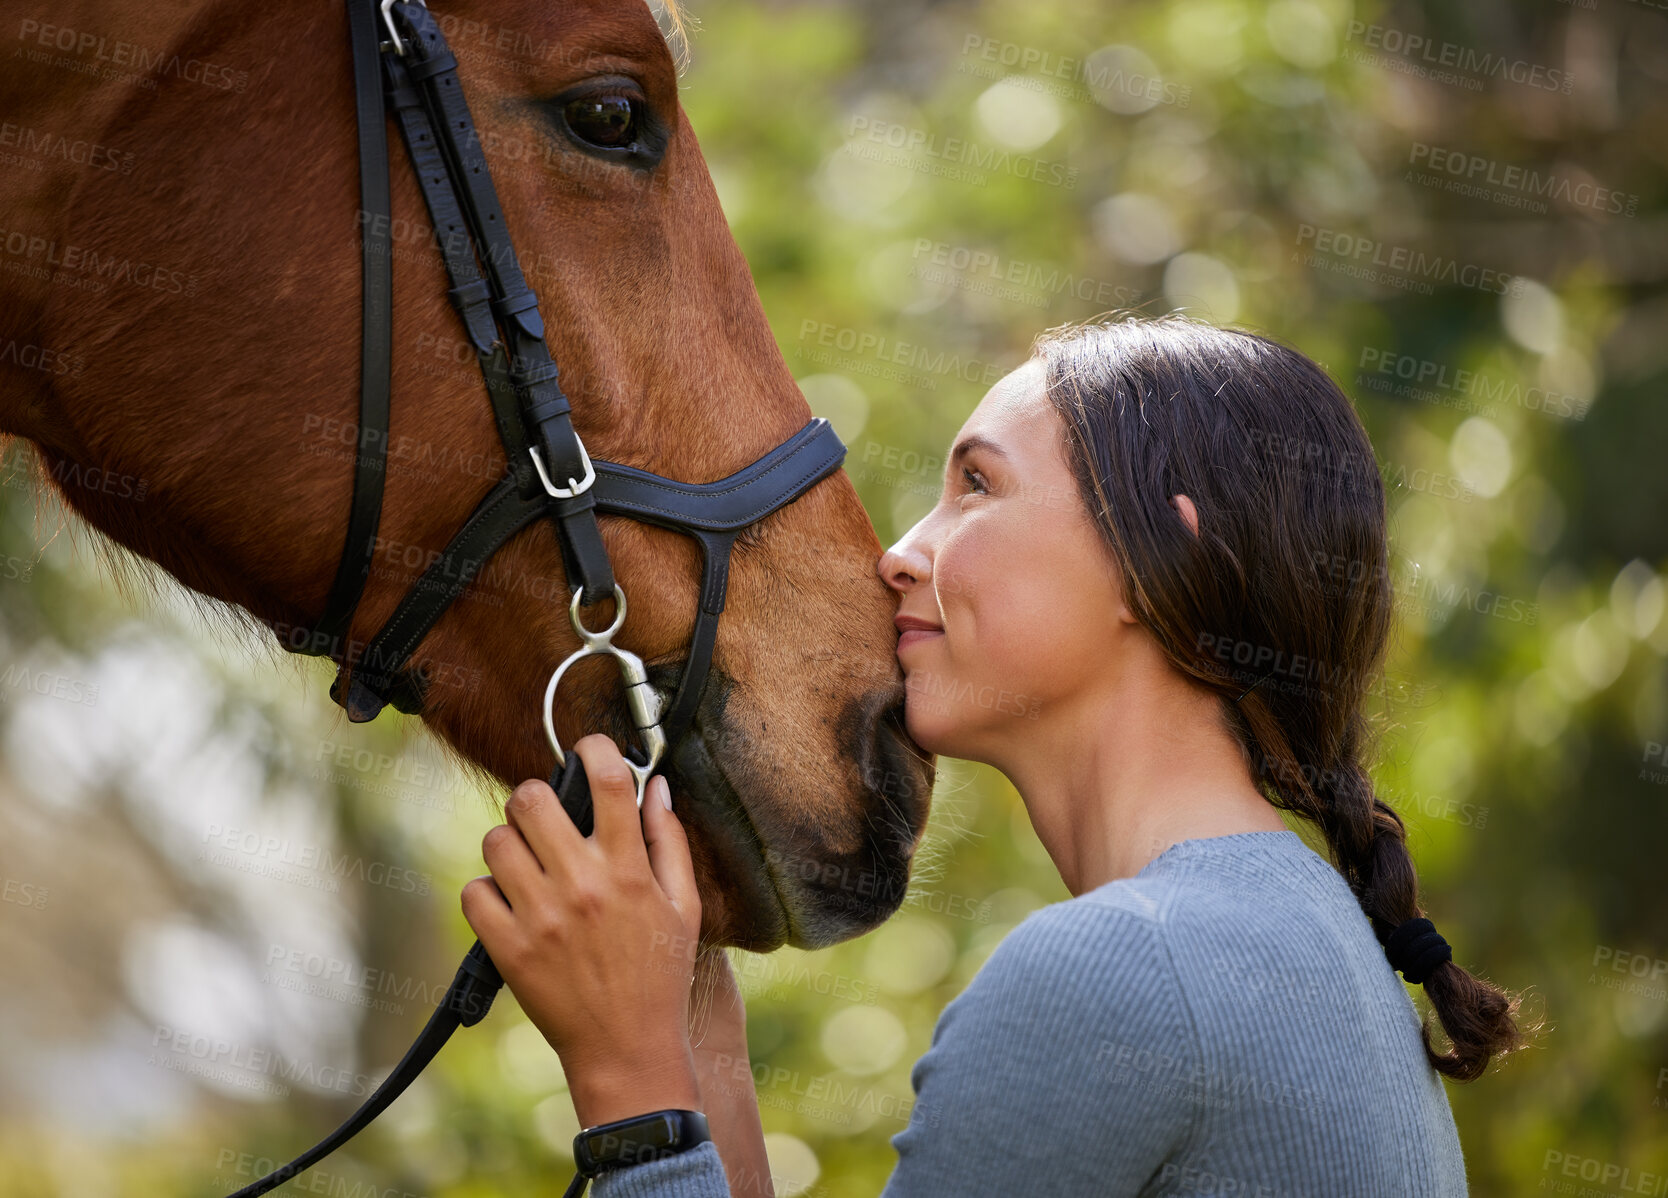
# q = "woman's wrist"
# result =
<box><xmin>567</xmin><ymin>1041</ymin><xmax>705</xmax><ymax>1129</ymax></box>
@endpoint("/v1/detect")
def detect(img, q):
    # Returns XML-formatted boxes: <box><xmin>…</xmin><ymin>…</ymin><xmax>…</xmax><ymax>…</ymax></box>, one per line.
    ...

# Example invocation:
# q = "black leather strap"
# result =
<box><xmin>659</xmin><ymin>567</ymin><xmax>726</xmax><ymax>749</ymax></box>
<box><xmin>290</xmin><ymin>0</ymin><xmax>392</xmax><ymax>660</ymax></box>
<box><xmin>392</xmin><ymin>1</ymin><xmax>615</xmax><ymax>606</ymax></box>
<box><xmin>332</xmin><ymin>475</ymin><xmax>548</xmax><ymax>722</ymax></box>
<box><xmin>383</xmin><ymin>47</ymin><xmax>536</xmax><ymax>498</ymax></box>
<box><xmin>381</xmin><ymin>53</ymin><xmax>496</xmax><ymax>356</ymax></box>
<box><xmin>589</xmin><ymin>418</ymin><xmax>848</xmax><ymax>536</ymax></box>
<box><xmin>224</xmin><ymin>750</ymin><xmax>609</xmax><ymax>1198</ymax></box>
<box><xmin>224</xmin><ymin>944</ymin><xmax>498</xmax><ymax>1197</ymax></box>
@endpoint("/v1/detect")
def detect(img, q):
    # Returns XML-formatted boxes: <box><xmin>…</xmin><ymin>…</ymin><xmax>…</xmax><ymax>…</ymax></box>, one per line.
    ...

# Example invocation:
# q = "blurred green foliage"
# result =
<box><xmin>2</xmin><ymin>0</ymin><xmax>1666</xmax><ymax>1195</ymax></box>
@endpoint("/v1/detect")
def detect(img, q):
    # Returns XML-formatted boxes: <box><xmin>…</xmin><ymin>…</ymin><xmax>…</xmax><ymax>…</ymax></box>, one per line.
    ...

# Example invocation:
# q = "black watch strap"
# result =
<box><xmin>572</xmin><ymin>1108</ymin><xmax>712</xmax><ymax>1179</ymax></box>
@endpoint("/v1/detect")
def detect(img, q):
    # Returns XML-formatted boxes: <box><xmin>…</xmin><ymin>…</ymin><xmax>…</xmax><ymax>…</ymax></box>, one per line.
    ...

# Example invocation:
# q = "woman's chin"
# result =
<box><xmin>900</xmin><ymin>692</ymin><xmax>956</xmax><ymax>757</ymax></box>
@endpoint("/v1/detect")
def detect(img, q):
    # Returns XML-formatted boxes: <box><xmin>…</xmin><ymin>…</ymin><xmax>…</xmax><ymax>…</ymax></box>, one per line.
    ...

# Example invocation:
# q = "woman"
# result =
<box><xmin>462</xmin><ymin>314</ymin><xmax>1533</xmax><ymax>1197</ymax></box>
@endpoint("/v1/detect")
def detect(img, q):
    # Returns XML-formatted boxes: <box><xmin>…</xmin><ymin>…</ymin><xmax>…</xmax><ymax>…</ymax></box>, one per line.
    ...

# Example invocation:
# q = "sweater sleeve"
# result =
<box><xmin>588</xmin><ymin>1139</ymin><xmax>732</xmax><ymax>1198</ymax></box>
<box><xmin>879</xmin><ymin>900</ymin><xmax>1200</xmax><ymax>1198</ymax></box>
<box><xmin>592</xmin><ymin>899</ymin><xmax>1199</xmax><ymax>1198</ymax></box>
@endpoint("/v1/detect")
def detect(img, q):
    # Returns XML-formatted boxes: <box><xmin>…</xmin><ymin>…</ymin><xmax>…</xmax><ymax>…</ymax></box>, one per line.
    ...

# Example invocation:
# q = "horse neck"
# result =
<box><xmin>0</xmin><ymin>0</ymin><xmax>218</xmax><ymax>446</ymax></box>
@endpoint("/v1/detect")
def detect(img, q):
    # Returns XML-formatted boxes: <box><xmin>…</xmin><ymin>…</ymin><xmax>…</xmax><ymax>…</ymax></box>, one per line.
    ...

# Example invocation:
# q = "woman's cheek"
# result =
<box><xmin>933</xmin><ymin>531</ymin><xmax>980</xmax><ymax>635</ymax></box>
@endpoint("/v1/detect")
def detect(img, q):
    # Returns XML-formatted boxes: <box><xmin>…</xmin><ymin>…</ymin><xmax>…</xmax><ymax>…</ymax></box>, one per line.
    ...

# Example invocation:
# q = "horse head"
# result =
<box><xmin>0</xmin><ymin>0</ymin><xmax>934</xmax><ymax>951</ymax></box>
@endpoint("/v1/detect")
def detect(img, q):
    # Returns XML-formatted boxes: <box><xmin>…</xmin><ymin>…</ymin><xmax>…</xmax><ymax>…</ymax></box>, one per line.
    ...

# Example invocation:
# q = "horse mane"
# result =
<box><xmin>6</xmin><ymin>430</ymin><xmax>515</xmax><ymax>809</ymax></box>
<box><xmin>3</xmin><ymin>431</ymin><xmax>285</xmax><ymax>659</ymax></box>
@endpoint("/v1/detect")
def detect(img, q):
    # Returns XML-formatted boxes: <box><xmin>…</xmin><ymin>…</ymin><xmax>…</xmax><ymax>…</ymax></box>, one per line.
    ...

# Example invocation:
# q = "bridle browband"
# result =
<box><xmin>230</xmin><ymin>1</ymin><xmax>847</xmax><ymax>1193</ymax></box>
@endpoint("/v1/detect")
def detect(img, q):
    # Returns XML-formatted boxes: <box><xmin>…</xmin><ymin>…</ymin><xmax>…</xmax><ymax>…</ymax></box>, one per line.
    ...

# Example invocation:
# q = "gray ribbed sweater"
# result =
<box><xmin>593</xmin><ymin>829</ymin><xmax>1468</xmax><ymax>1196</ymax></box>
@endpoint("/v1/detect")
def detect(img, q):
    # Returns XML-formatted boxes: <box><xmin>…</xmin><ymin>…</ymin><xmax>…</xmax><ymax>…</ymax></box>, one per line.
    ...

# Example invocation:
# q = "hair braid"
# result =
<box><xmin>1035</xmin><ymin>312</ymin><xmax>1540</xmax><ymax>1081</ymax></box>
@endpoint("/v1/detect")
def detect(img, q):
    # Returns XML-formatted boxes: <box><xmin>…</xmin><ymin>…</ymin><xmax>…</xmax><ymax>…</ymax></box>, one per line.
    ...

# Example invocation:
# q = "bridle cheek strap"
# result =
<box><xmin>302</xmin><ymin>0</ymin><xmax>392</xmax><ymax>657</ymax></box>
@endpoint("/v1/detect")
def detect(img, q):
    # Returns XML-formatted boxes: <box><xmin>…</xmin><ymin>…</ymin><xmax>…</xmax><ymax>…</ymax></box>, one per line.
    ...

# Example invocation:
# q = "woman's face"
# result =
<box><xmin>876</xmin><ymin>358</ymin><xmax>1135</xmax><ymax>762</ymax></box>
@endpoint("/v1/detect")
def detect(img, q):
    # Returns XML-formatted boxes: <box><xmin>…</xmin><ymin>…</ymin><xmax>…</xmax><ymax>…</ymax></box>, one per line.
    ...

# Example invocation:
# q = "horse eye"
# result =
<box><xmin>563</xmin><ymin>94</ymin><xmax>638</xmax><ymax>149</ymax></box>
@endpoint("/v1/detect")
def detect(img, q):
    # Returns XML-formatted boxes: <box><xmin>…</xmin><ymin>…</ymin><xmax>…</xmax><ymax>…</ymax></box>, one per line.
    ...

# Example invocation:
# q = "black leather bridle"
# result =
<box><xmin>229</xmin><ymin>1</ymin><xmax>847</xmax><ymax>1193</ymax></box>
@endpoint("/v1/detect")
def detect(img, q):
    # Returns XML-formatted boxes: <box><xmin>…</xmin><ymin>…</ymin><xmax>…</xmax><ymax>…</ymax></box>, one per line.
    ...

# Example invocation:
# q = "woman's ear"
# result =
<box><xmin>1171</xmin><ymin>494</ymin><xmax>1200</xmax><ymax>537</ymax></box>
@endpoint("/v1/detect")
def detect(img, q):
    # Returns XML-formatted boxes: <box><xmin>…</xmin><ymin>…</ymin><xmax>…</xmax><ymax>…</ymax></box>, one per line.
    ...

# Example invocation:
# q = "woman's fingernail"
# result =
<box><xmin>655</xmin><ymin>775</ymin><xmax>673</xmax><ymax>811</ymax></box>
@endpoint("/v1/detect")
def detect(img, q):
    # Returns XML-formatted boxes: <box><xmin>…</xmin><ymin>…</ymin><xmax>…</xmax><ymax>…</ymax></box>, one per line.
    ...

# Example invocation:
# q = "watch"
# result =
<box><xmin>572</xmin><ymin>1108</ymin><xmax>712</xmax><ymax>1178</ymax></box>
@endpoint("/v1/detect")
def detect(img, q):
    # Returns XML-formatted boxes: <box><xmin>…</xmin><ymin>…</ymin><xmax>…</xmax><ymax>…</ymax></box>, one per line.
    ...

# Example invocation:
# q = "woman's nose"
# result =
<box><xmin>877</xmin><ymin>527</ymin><xmax>932</xmax><ymax>593</ymax></box>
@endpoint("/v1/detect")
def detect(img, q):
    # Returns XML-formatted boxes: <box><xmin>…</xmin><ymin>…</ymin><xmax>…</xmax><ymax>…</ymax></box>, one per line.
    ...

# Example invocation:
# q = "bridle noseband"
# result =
<box><xmin>230</xmin><ymin>1</ymin><xmax>847</xmax><ymax>1193</ymax></box>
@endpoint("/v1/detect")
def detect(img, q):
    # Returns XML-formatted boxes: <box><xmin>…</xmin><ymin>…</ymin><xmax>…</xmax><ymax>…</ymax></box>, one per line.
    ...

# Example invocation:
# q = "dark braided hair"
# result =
<box><xmin>1033</xmin><ymin>312</ymin><xmax>1536</xmax><ymax>1081</ymax></box>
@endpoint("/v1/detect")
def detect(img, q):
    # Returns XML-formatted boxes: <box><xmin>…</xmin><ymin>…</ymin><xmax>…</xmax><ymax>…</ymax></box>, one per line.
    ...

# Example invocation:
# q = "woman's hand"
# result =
<box><xmin>461</xmin><ymin>733</ymin><xmax>705</xmax><ymax>1128</ymax></box>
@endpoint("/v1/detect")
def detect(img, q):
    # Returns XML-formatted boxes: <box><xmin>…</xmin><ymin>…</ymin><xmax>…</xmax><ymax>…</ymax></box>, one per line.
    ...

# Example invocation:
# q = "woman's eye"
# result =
<box><xmin>961</xmin><ymin>466</ymin><xmax>988</xmax><ymax>495</ymax></box>
<box><xmin>563</xmin><ymin>94</ymin><xmax>638</xmax><ymax>149</ymax></box>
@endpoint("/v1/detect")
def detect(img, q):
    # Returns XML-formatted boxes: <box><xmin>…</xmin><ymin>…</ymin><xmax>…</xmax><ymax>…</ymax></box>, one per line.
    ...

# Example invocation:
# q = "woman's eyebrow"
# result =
<box><xmin>949</xmin><ymin>434</ymin><xmax>1009</xmax><ymax>465</ymax></box>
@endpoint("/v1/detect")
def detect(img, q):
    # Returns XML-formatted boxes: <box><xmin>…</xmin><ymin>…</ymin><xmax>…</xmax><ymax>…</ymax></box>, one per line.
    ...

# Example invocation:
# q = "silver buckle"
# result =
<box><xmin>530</xmin><ymin>441</ymin><xmax>596</xmax><ymax>499</ymax></box>
<box><xmin>380</xmin><ymin>0</ymin><xmax>426</xmax><ymax>57</ymax></box>
<box><xmin>543</xmin><ymin>584</ymin><xmax>667</xmax><ymax>808</ymax></box>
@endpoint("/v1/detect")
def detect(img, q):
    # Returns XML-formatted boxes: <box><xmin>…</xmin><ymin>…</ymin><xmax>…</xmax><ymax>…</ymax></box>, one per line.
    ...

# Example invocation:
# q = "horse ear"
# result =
<box><xmin>1170</xmin><ymin>494</ymin><xmax>1200</xmax><ymax>537</ymax></box>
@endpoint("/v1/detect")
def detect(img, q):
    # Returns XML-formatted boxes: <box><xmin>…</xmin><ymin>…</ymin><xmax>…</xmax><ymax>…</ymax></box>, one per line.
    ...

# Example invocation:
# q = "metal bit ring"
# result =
<box><xmin>543</xmin><ymin>584</ymin><xmax>667</xmax><ymax>808</ymax></box>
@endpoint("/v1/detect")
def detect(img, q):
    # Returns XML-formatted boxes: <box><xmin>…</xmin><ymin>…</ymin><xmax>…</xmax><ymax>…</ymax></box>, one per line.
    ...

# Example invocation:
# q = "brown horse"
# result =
<box><xmin>0</xmin><ymin>0</ymin><xmax>933</xmax><ymax>951</ymax></box>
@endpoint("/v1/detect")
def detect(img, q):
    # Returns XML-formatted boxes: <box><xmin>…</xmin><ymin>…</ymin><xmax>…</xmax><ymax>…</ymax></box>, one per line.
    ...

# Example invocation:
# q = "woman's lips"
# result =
<box><xmin>897</xmin><ymin>628</ymin><xmax>944</xmax><ymax>652</ymax></box>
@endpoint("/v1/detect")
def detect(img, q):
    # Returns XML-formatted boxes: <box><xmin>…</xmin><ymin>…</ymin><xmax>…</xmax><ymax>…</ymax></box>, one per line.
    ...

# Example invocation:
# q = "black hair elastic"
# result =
<box><xmin>1384</xmin><ymin>916</ymin><xmax>1451</xmax><ymax>985</ymax></box>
